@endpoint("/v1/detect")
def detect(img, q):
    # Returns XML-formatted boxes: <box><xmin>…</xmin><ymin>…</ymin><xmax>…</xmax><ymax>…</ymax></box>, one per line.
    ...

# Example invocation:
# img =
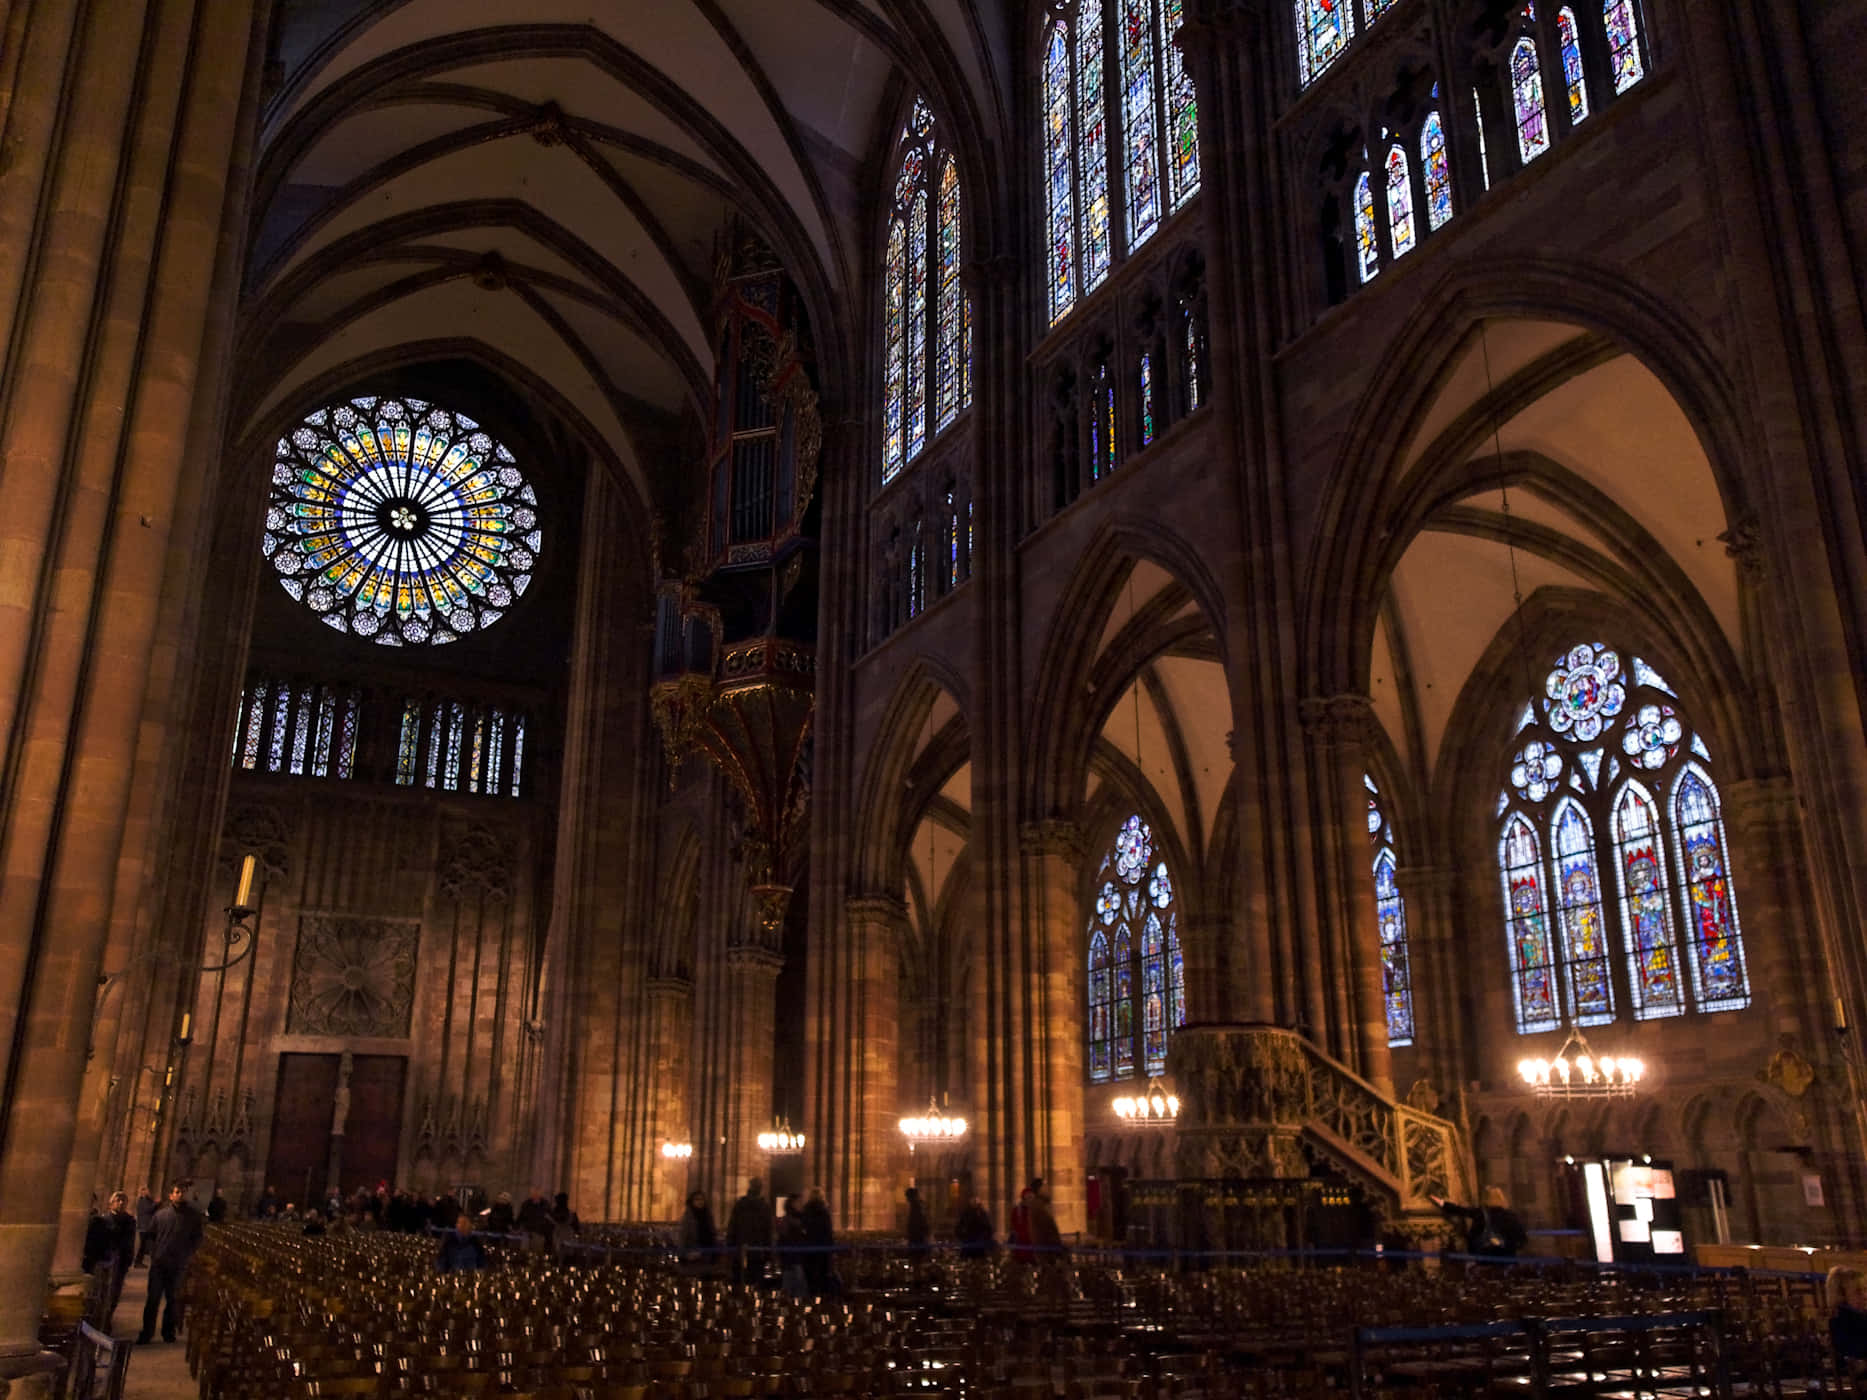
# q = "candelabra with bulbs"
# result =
<box><xmin>1518</xmin><ymin>1028</ymin><xmax>1644</xmax><ymax>1098</ymax></box>
<box><xmin>1112</xmin><ymin>1079</ymin><xmax>1180</xmax><ymax>1125</ymax></box>
<box><xmin>757</xmin><ymin>1120</ymin><xmax>806</xmax><ymax>1154</ymax></box>
<box><xmin>660</xmin><ymin>1141</ymin><xmax>694</xmax><ymax>1160</ymax></box>
<box><xmin>897</xmin><ymin>1100</ymin><xmax>967</xmax><ymax>1153</ymax></box>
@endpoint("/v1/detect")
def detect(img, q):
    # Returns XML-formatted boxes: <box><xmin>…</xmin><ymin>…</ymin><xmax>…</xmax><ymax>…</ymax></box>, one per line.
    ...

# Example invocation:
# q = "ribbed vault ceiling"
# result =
<box><xmin>241</xmin><ymin>0</ymin><xmax>1010</xmax><ymax>501</ymax></box>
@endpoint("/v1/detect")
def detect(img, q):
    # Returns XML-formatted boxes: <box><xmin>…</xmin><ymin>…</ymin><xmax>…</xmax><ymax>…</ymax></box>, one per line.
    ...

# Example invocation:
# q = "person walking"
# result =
<box><xmin>131</xmin><ymin>1187</ymin><xmax>157</xmax><ymax>1267</ymax></box>
<box><xmin>725</xmin><ymin>1178</ymin><xmax>775</xmax><ymax>1286</ymax></box>
<box><xmin>81</xmin><ymin>1192</ymin><xmax>136</xmax><ymax>1329</ymax></box>
<box><xmin>138</xmin><ymin>1181</ymin><xmax>205</xmax><ymax>1344</ymax></box>
<box><xmin>801</xmin><ymin>1186</ymin><xmax>836</xmax><ymax>1297</ymax></box>
<box><xmin>954</xmin><ymin>1195</ymin><xmax>994</xmax><ymax>1259</ymax></box>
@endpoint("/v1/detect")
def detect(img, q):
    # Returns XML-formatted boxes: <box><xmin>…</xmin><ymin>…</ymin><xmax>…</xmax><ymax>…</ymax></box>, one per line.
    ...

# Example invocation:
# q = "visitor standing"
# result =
<box><xmin>954</xmin><ymin>1195</ymin><xmax>994</xmax><ymax>1258</ymax></box>
<box><xmin>801</xmin><ymin>1186</ymin><xmax>836</xmax><ymax>1296</ymax></box>
<box><xmin>778</xmin><ymin>1195</ymin><xmax>809</xmax><ymax>1297</ymax></box>
<box><xmin>81</xmin><ymin>1192</ymin><xmax>136</xmax><ymax>1329</ymax></box>
<box><xmin>138</xmin><ymin>1182</ymin><xmax>205</xmax><ymax>1344</ymax></box>
<box><xmin>679</xmin><ymin>1190</ymin><xmax>718</xmax><ymax>1275</ymax></box>
<box><xmin>726</xmin><ymin>1178</ymin><xmax>775</xmax><ymax>1285</ymax></box>
<box><xmin>437</xmin><ymin>1214</ymin><xmax>488</xmax><ymax>1272</ymax></box>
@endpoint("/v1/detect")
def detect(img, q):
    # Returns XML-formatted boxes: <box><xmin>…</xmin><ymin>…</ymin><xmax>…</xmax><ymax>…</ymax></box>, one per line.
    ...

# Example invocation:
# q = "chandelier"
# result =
<box><xmin>1518</xmin><ymin>1027</ymin><xmax>1644</xmax><ymax>1098</ymax></box>
<box><xmin>660</xmin><ymin>1141</ymin><xmax>693</xmax><ymax>1160</ymax></box>
<box><xmin>898</xmin><ymin>1100</ymin><xmax>968</xmax><ymax>1152</ymax></box>
<box><xmin>1112</xmin><ymin>1078</ymin><xmax>1180</xmax><ymax>1126</ymax></box>
<box><xmin>757</xmin><ymin>1119</ymin><xmax>806</xmax><ymax>1154</ymax></box>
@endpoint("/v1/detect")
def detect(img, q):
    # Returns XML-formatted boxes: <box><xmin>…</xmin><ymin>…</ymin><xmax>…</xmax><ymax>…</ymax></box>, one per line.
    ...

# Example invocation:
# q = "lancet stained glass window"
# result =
<box><xmin>1558</xmin><ymin>8</ymin><xmax>1590</xmax><ymax>123</ymax></box>
<box><xmin>880</xmin><ymin>99</ymin><xmax>973</xmax><ymax>484</ymax></box>
<box><xmin>1605</xmin><ymin>0</ymin><xmax>1645</xmax><ymax>93</ymax></box>
<box><xmin>1511</xmin><ymin>37</ymin><xmax>1552</xmax><ymax>164</ymax></box>
<box><xmin>267</xmin><ymin>396</ymin><xmax>540</xmax><ymax>647</ymax></box>
<box><xmin>1077</xmin><ymin>0</ymin><xmax>1113</xmax><ymax>292</ymax></box>
<box><xmin>1121</xmin><ymin>0</ymin><xmax>1162</xmax><ymax>250</ymax></box>
<box><xmin>234</xmin><ymin>677</ymin><xmax>360</xmax><ymax>782</ymax></box>
<box><xmin>1497</xmin><ymin>641</ymin><xmax>1748</xmax><ymax>1033</ymax></box>
<box><xmin>1421</xmin><ymin>112</ymin><xmax>1453</xmax><ymax>230</ymax></box>
<box><xmin>1159</xmin><ymin>0</ymin><xmax>1199</xmax><ymax>210</ymax></box>
<box><xmin>1354</xmin><ymin>170</ymin><xmax>1380</xmax><ymax>283</ymax></box>
<box><xmin>1365</xmin><ymin>774</ymin><xmax>1415</xmax><ymax>1046</ymax></box>
<box><xmin>1044</xmin><ymin>23</ymin><xmax>1077</xmax><ymax>322</ymax></box>
<box><xmin>1086</xmin><ymin>813</ymin><xmax>1184</xmax><ymax>1082</ymax></box>
<box><xmin>1385</xmin><ymin>145</ymin><xmax>1417</xmax><ymax>258</ymax></box>
<box><xmin>1297</xmin><ymin>0</ymin><xmax>1353</xmax><ymax>87</ymax></box>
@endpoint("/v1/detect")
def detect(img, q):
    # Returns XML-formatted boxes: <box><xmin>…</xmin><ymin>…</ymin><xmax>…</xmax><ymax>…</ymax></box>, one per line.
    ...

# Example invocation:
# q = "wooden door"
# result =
<box><xmin>268</xmin><ymin>1053</ymin><xmax>338</xmax><ymax>1208</ymax></box>
<box><xmin>339</xmin><ymin>1055</ymin><xmax>406</xmax><ymax>1196</ymax></box>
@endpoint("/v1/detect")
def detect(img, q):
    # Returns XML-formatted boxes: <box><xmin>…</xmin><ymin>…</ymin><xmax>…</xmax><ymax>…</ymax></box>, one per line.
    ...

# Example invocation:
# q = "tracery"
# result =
<box><xmin>1087</xmin><ymin>814</ymin><xmax>1186</xmax><ymax>1081</ymax></box>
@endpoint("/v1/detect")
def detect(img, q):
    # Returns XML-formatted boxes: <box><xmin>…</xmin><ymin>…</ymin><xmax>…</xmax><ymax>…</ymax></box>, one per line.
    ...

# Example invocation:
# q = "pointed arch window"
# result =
<box><xmin>1421</xmin><ymin>111</ymin><xmax>1454</xmax><ymax>230</ymax></box>
<box><xmin>1298</xmin><ymin>0</ymin><xmax>1355</xmax><ymax>87</ymax></box>
<box><xmin>1087</xmin><ymin>814</ymin><xmax>1185</xmax><ymax>1082</ymax></box>
<box><xmin>1385</xmin><ymin>145</ymin><xmax>1417</xmax><ymax>258</ymax></box>
<box><xmin>1365</xmin><ymin>774</ymin><xmax>1415</xmax><ymax>1046</ymax></box>
<box><xmin>1605</xmin><ymin>0</ymin><xmax>1645</xmax><ymax>93</ymax></box>
<box><xmin>880</xmin><ymin>99</ymin><xmax>973</xmax><ymax>485</ymax></box>
<box><xmin>1511</xmin><ymin>37</ymin><xmax>1552</xmax><ymax>164</ymax></box>
<box><xmin>1353</xmin><ymin>170</ymin><xmax>1380</xmax><ymax>283</ymax></box>
<box><xmin>1496</xmin><ymin>642</ymin><xmax>1749</xmax><ymax>1035</ymax></box>
<box><xmin>1557</xmin><ymin>7</ymin><xmax>1590</xmax><ymax>123</ymax></box>
<box><xmin>1041</xmin><ymin>0</ymin><xmax>1200</xmax><ymax>325</ymax></box>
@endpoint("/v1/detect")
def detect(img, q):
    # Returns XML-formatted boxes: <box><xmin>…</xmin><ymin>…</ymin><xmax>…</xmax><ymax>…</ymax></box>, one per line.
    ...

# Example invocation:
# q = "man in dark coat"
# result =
<box><xmin>82</xmin><ymin>1192</ymin><xmax>137</xmax><ymax>1328</ymax></box>
<box><xmin>516</xmin><ymin>1187</ymin><xmax>555</xmax><ymax>1252</ymax></box>
<box><xmin>725</xmin><ymin>1178</ymin><xmax>776</xmax><ymax>1285</ymax></box>
<box><xmin>138</xmin><ymin>1181</ymin><xmax>205</xmax><ymax>1344</ymax></box>
<box><xmin>801</xmin><ymin>1186</ymin><xmax>835</xmax><ymax>1296</ymax></box>
<box><xmin>954</xmin><ymin>1196</ymin><xmax>994</xmax><ymax>1258</ymax></box>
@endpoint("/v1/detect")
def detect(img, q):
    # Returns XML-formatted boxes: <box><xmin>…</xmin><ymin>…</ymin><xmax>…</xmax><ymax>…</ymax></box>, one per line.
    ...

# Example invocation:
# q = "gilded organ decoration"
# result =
<box><xmin>287</xmin><ymin>915</ymin><xmax>419</xmax><ymax>1038</ymax></box>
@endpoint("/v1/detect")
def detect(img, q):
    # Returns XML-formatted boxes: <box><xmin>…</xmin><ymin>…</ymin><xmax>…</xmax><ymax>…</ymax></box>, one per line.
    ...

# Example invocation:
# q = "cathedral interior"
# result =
<box><xmin>5</xmin><ymin>0</ymin><xmax>1867</xmax><ymax>1371</ymax></box>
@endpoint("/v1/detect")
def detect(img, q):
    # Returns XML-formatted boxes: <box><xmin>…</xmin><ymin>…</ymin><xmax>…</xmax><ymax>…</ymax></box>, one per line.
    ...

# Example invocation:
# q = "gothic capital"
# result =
<box><xmin>1298</xmin><ymin>694</ymin><xmax>1375</xmax><ymax>746</ymax></box>
<box><xmin>724</xmin><ymin>944</ymin><xmax>785</xmax><ymax>978</ymax></box>
<box><xmin>845</xmin><ymin>893</ymin><xmax>910</xmax><ymax>930</ymax></box>
<box><xmin>645</xmin><ymin>976</ymin><xmax>693</xmax><ymax>1003</ymax></box>
<box><xmin>1019</xmin><ymin>818</ymin><xmax>1086</xmax><ymax>863</ymax></box>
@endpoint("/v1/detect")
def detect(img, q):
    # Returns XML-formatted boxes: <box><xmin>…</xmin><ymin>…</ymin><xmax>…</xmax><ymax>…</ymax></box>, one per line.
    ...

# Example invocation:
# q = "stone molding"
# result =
<box><xmin>286</xmin><ymin>914</ymin><xmax>419</xmax><ymax>1038</ymax></box>
<box><xmin>645</xmin><ymin>976</ymin><xmax>694</xmax><ymax>1003</ymax></box>
<box><xmin>724</xmin><ymin>944</ymin><xmax>785</xmax><ymax>977</ymax></box>
<box><xmin>844</xmin><ymin>893</ymin><xmax>909</xmax><ymax>929</ymax></box>
<box><xmin>1297</xmin><ymin>694</ymin><xmax>1376</xmax><ymax>746</ymax></box>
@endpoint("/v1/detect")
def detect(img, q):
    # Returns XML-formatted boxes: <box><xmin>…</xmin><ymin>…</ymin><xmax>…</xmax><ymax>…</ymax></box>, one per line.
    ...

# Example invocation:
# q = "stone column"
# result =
<box><xmin>1298</xmin><ymin>696</ymin><xmax>1394</xmax><ymax>1096</ymax></box>
<box><xmin>1019</xmin><ymin>820</ymin><xmax>1088</xmax><ymax>1235</ymax></box>
<box><xmin>0</xmin><ymin>0</ymin><xmax>266</xmax><ymax>1366</ymax></box>
<box><xmin>722</xmin><ymin>945</ymin><xmax>784</xmax><ymax>1204</ymax></box>
<box><xmin>1403</xmin><ymin>866</ymin><xmax>1467</xmax><ymax>1097</ymax></box>
<box><xmin>644</xmin><ymin>977</ymin><xmax>693</xmax><ymax>1219</ymax></box>
<box><xmin>823</xmin><ymin>896</ymin><xmax>903</xmax><ymax>1230</ymax></box>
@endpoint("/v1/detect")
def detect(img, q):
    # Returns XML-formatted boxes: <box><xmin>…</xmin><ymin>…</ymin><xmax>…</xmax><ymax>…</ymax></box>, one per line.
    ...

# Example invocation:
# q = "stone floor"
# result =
<box><xmin>97</xmin><ymin>1268</ymin><xmax>196</xmax><ymax>1400</ymax></box>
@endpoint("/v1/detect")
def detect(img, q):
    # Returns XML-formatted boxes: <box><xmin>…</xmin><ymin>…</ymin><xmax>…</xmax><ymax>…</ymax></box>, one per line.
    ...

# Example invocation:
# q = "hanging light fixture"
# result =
<box><xmin>1518</xmin><ymin>1027</ymin><xmax>1644</xmax><ymax>1098</ymax></box>
<box><xmin>757</xmin><ymin>1118</ymin><xmax>806</xmax><ymax>1154</ymax></box>
<box><xmin>898</xmin><ymin>1099</ymin><xmax>968</xmax><ymax>1152</ymax></box>
<box><xmin>1112</xmin><ymin>1078</ymin><xmax>1180</xmax><ymax>1125</ymax></box>
<box><xmin>660</xmin><ymin>1140</ymin><xmax>694</xmax><ymax>1160</ymax></box>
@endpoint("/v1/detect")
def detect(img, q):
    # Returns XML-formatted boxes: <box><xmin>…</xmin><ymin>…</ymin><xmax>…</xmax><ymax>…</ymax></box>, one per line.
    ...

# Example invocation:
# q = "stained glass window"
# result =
<box><xmin>883</xmin><ymin>219</ymin><xmax>907</xmax><ymax>481</ymax></box>
<box><xmin>935</xmin><ymin>158</ymin><xmax>964</xmax><ymax>432</ymax></box>
<box><xmin>266</xmin><ymin>396</ymin><xmax>539</xmax><ymax>647</ymax></box>
<box><xmin>1091</xmin><ymin>361</ymin><xmax>1116</xmax><ymax>480</ymax></box>
<box><xmin>1182</xmin><ymin>300</ymin><xmax>1202</xmax><ymax>412</ymax></box>
<box><xmin>1605</xmin><ymin>0</ymin><xmax>1645</xmax><ymax>93</ymax></box>
<box><xmin>1557</xmin><ymin>8</ymin><xmax>1589</xmax><ymax>123</ymax></box>
<box><xmin>1474</xmin><ymin>88</ymin><xmax>1492</xmax><ymax>190</ymax></box>
<box><xmin>883</xmin><ymin>100</ymin><xmax>971</xmax><ymax>485</ymax></box>
<box><xmin>1121</xmin><ymin>0</ymin><xmax>1162</xmax><ymax>251</ymax></box>
<box><xmin>1511</xmin><ymin>37</ymin><xmax>1552</xmax><ymax>164</ymax></box>
<box><xmin>1385</xmin><ymin>145</ymin><xmax>1417</xmax><ymax>258</ymax></box>
<box><xmin>1421</xmin><ymin>112</ymin><xmax>1453</xmax><ymax>230</ymax></box>
<box><xmin>1500</xmin><ymin>643</ymin><xmax>1748</xmax><ymax>1032</ymax></box>
<box><xmin>397</xmin><ymin>700</ymin><xmax>420</xmax><ymax>785</ymax></box>
<box><xmin>1673</xmin><ymin>765</ymin><xmax>1749</xmax><ymax>1011</ymax></box>
<box><xmin>1501</xmin><ymin>813</ymin><xmax>1561</xmax><ymax>1034</ymax></box>
<box><xmin>1159</xmin><ymin>0</ymin><xmax>1199</xmax><ymax>210</ymax></box>
<box><xmin>1078</xmin><ymin>0</ymin><xmax>1113</xmax><ymax>292</ymax></box>
<box><xmin>1354</xmin><ymin>170</ymin><xmax>1380</xmax><ymax>284</ymax></box>
<box><xmin>1611</xmin><ymin>780</ymin><xmax>1684</xmax><ymax>1018</ymax></box>
<box><xmin>1139</xmin><ymin>353</ymin><xmax>1156</xmax><ymax>447</ymax></box>
<box><xmin>1087</xmin><ymin>814</ymin><xmax>1183</xmax><ymax>1082</ymax></box>
<box><xmin>1365</xmin><ymin>774</ymin><xmax>1415</xmax><ymax>1046</ymax></box>
<box><xmin>905</xmin><ymin>191</ymin><xmax>929</xmax><ymax>461</ymax></box>
<box><xmin>1045</xmin><ymin>22</ymin><xmax>1077</xmax><ymax>323</ymax></box>
<box><xmin>1297</xmin><ymin>0</ymin><xmax>1353</xmax><ymax>87</ymax></box>
<box><xmin>233</xmin><ymin>678</ymin><xmax>363</xmax><ymax>782</ymax></box>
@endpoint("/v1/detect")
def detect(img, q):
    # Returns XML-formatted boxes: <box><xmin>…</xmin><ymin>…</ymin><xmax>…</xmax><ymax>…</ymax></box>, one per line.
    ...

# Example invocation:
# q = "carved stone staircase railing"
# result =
<box><xmin>1167</xmin><ymin>1024</ymin><xmax>1474</xmax><ymax>1224</ymax></box>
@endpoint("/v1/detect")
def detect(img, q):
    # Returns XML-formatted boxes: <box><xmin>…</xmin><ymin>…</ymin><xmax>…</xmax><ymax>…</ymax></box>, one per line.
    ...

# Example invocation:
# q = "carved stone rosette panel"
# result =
<box><xmin>286</xmin><ymin>914</ymin><xmax>419</xmax><ymax>1038</ymax></box>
